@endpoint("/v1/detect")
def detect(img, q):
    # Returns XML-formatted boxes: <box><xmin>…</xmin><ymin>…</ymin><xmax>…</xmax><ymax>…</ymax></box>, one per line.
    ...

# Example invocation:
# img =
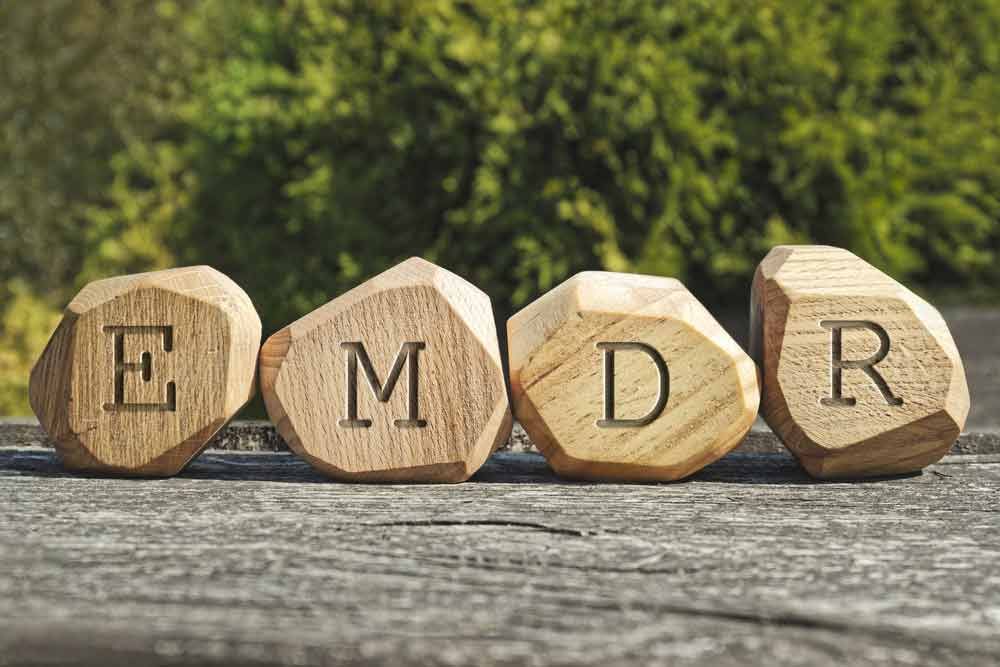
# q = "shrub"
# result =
<box><xmin>101</xmin><ymin>0</ymin><xmax>1000</xmax><ymax>337</ymax></box>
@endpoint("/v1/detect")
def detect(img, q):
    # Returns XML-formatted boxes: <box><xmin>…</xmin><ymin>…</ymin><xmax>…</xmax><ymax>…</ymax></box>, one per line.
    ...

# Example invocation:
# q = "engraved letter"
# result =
<box><xmin>596</xmin><ymin>342</ymin><xmax>669</xmax><ymax>428</ymax></box>
<box><xmin>820</xmin><ymin>320</ymin><xmax>903</xmax><ymax>407</ymax></box>
<box><xmin>339</xmin><ymin>342</ymin><xmax>427</xmax><ymax>428</ymax></box>
<box><xmin>102</xmin><ymin>325</ymin><xmax>176</xmax><ymax>412</ymax></box>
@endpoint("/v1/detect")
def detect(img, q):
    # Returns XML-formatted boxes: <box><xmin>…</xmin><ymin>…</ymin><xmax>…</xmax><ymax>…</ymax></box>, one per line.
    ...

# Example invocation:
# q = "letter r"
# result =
<box><xmin>820</xmin><ymin>320</ymin><xmax>903</xmax><ymax>407</ymax></box>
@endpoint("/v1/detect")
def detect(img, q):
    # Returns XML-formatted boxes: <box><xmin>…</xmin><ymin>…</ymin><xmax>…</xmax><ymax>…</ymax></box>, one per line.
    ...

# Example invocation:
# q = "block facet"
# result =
<box><xmin>508</xmin><ymin>271</ymin><xmax>759</xmax><ymax>481</ymax></box>
<box><xmin>29</xmin><ymin>266</ymin><xmax>262</xmax><ymax>476</ymax></box>
<box><xmin>259</xmin><ymin>258</ymin><xmax>512</xmax><ymax>482</ymax></box>
<box><xmin>750</xmin><ymin>245</ymin><xmax>970</xmax><ymax>478</ymax></box>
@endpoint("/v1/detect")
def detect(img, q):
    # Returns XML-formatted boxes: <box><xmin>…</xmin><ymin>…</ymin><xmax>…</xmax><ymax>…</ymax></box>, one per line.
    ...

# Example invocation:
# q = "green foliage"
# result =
<box><xmin>102</xmin><ymin>0</ymin><xmax>1000</xmax><ymax>337</ymax></box>
<box><xmin>4</xmin><ymin>0</ymin><xmax>1000</xmax><ymax>413</ymax></box>
<box><xmin>0</xmin><ymin>0</ymin><xmax>201</xmax><ymax>413</ymax></box>
<box><xmin>0</xmin><ymin>284</ymin><xmax>60</xmax><ymax>414</ymax></box>
<box><xmin>0</xmin><ymin>0</ymin><xmax>203</xmax><ymax>296</ymax></box>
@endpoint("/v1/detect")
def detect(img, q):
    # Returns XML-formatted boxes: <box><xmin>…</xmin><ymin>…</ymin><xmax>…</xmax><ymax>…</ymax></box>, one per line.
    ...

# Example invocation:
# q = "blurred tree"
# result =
<box><xmin>0</xmin><ymin>1</ymin><xmax>199</xmax><ymax>292</ymax></box>
<box><xmin>102</xmin><ymin>0</ymin><xmax>1000</xmax><ymax>339</ymax></box>
<box><xmin>0</xmin><ymin>283</ymin><xmax>60</xmax><ymax>413</ymax></box>
<box><xmin>0</xmin><ymin>0</ymin><xmax>200</xmax><ymax>412</ymax></box>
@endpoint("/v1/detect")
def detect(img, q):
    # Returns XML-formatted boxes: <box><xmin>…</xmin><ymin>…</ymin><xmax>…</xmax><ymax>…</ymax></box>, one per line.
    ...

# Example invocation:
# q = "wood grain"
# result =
<box><xmin>750</xmin><ymin>245</ymin><xmax>970</xmax><ymax>478</ymax></box>
<box><xmin>259</xmin><ymin>257</ymin><xmax>512</xmax><ymax>482</ymax></box>
<box><xmin>508</xmin><ymin>271</ymin><xmax>759</xmax><ymax>481</ymax></box>
<box><xmin>1</xmin><ymin>444</ymin><xmax>998</xmax><ymax>666</ymax></box>
<box><xmin>28</xmin><ymin>266</ymin><xmax>261</xmax><ymax>476</ymax></box>
<box><xmin>6</xmin><ymin>418</ymin><xmax>1000</xmax><ymax>455</ymax></box>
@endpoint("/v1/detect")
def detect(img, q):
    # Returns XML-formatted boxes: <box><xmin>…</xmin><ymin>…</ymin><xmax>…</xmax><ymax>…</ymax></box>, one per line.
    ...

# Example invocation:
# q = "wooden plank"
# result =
<box><xmin>4</xmin><ymin>418</ymin><xmax>1000</xmax><ymax>455</ymax></box>
<box><xmin>1</xmin><ymin>439</ymin><xmax>998</xmax><ymax>666</ymax></box>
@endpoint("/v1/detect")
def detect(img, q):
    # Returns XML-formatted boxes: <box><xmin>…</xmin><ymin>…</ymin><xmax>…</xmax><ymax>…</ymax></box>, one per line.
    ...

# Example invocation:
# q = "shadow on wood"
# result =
<box><xmin>0</xmin><ymin>448</ymin><xmax>924</xmax><ymax>486</ymax></box>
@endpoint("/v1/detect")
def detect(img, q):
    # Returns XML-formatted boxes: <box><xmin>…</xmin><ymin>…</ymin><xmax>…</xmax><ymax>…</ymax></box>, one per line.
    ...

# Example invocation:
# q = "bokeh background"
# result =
<box><xmin>2</xmin><ymin>0</ymin><xmax>999</xmax><ymax>416</ymax></box>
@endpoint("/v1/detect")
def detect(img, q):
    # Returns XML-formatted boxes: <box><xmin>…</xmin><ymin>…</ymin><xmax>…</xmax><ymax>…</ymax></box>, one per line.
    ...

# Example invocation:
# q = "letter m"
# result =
<box><xmin>338</xmin><ymin>342</ymin><xmax>427</xmax><ymax>428</ymax></box>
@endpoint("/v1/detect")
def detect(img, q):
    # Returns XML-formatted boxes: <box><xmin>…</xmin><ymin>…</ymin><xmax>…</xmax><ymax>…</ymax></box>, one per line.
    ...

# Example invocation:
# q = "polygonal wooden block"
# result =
<box><xmin>750</xmin><ymin>245</ymin><xmax>970</xmax><ymax>479</ymax></box>
<box><xmin>508</xmin><ymin>272</ymin><xmax>760</xmax><ymax>482</ymax></box>
<box><xmin>259</xmin><ymin>258</ymin><xmax>512</xmax><ymax>482</ymax></box>
<box><xmin>29</xmin><ymin>266</ymin><xmax>262</xmax><ymax>476</ymax></box>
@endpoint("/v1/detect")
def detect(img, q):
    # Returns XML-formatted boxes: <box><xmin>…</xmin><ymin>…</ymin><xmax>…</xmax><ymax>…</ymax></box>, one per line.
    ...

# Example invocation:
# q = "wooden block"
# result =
<box><xmin>29</xmin><ymin>266</ymin><xmax>262</xmax><ymax>476</ymax></box>
<box><xmin>259</xmin><ymin>258</ymin><xmax>512</xmax><ymax>483</ymax></box>
<box><xmin>508</xmin><ymin>272</ymin><xmax>759</xmax><ymax>482</ymax></box>
<box><xmin>750</xmin><ymin>245</ymin><xmax>970</xmax><ymax>478</ymax></box>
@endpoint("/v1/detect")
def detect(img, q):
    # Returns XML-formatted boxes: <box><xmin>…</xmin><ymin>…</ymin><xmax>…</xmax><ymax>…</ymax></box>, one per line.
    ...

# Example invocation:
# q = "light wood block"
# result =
<box><xmin>259</xmin><ymin>258</ymin><xmax>512</xmax><ymax>483</ymax></box>
<box><xmin>750</xmin><ymin>245</ymin><xmax>970</xmax><ymax>478</ymax></box>
<box><xmin>29</xmin><ymin>266</ymin><xmax>262</xmax><ymax>476</ymax></box>
<box><xmin>508</xmin><ymin>271</ymin><xmax>759</xmax><ymax>482</ymax></box>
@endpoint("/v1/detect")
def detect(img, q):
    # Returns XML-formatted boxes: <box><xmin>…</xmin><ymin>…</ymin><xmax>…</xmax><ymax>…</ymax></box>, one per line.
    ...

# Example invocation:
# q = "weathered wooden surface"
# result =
<box><xmin>2</xmin><ymin>428</ymin><xmax>998</xmax><ymax>665</ymax></box>
<box><xmin>7</xmin><ymin>418</ymin><xmax>1000</xmax><ymax>456</ymax></box>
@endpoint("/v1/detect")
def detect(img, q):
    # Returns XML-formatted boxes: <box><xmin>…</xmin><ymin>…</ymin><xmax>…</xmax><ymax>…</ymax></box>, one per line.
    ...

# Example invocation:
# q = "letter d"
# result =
<box><xmin>596</xmin><ymin>342</ymin><xmax>670</xmax><ymax>428</ymax></box>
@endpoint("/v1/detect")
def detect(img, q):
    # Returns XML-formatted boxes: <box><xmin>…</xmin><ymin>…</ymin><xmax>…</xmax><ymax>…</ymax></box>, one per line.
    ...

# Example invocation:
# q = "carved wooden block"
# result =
<box><xmin>29</xmin><ymin>266</ymin><xmax>262</xmax><ymax>476</ymax></box>
<box><xmin>259</xmin><ymin>258</ymin><xmax>512</xmax><ymax>482</ymax></box>
<box><xmin>750</xmin><ymin>245</ymin><xmax>970</xmax><ymax>478</ymax></box>
<box><xmin>508</xmin><ymin>272</ymin><xmax>759</xmax><ymax>482</ymax></box>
